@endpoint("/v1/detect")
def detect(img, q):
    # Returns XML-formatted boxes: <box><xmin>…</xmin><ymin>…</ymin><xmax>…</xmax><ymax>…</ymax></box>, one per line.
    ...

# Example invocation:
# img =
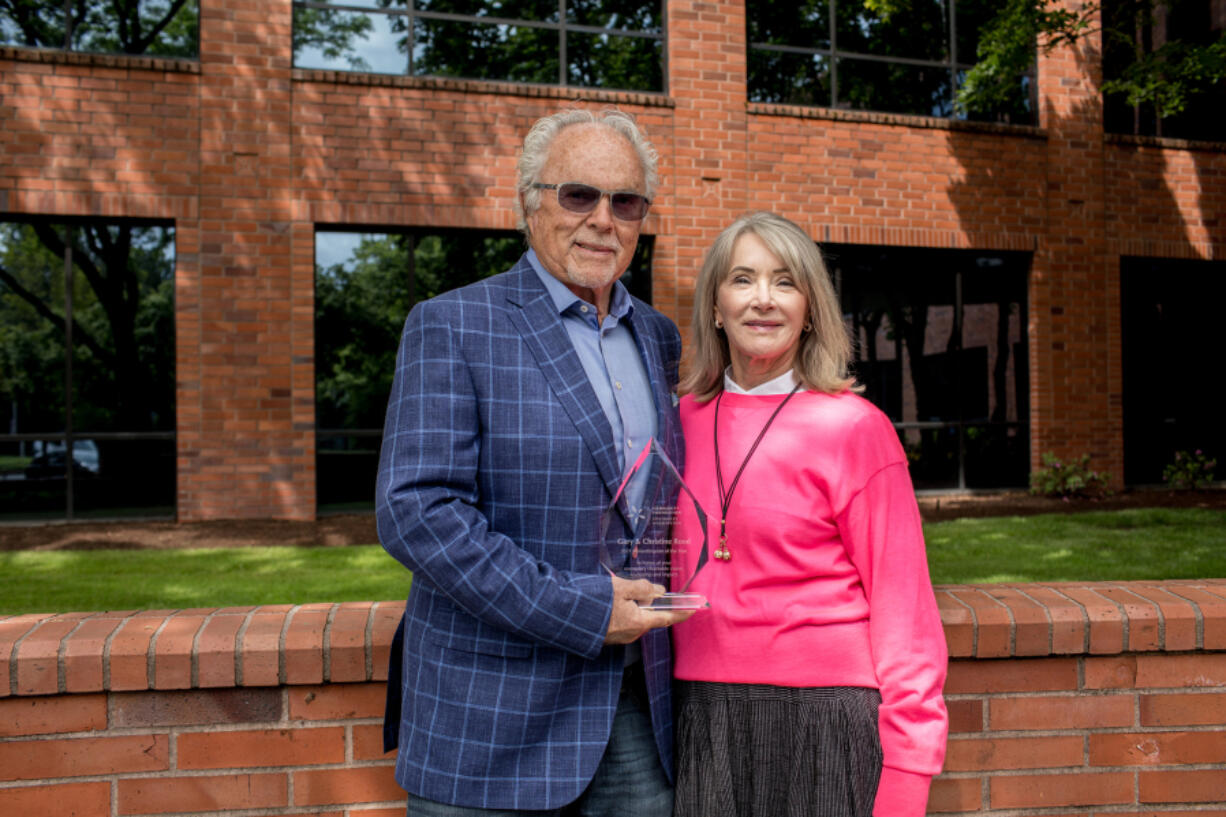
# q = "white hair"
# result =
<box><xmin>514</xmin><ymin>109</ymin><xmax>659</xmax><ymax>233</ymax></box>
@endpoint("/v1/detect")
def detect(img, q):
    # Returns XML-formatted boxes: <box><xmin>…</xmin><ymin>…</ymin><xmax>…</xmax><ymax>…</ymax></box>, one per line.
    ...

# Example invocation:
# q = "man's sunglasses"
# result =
<box><xmin>532</xmin><ymin>182</ymin><xmax>651</xmax><ymax>221</ymax></box>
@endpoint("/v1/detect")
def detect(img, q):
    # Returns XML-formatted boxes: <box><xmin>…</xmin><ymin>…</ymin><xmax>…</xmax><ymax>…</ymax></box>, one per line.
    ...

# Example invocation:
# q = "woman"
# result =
<box><xmin>671</xmin><ymin>212</ymin><xmax>947</xmax><ymax>817</ymax></box>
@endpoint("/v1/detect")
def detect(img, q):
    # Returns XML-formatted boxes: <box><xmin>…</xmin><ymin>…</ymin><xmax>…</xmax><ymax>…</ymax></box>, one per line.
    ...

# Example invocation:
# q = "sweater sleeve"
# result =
<box><xmin>838</xmin><ymin>453</ymin><xmax>948</xmax><ymax>817</ymax></box>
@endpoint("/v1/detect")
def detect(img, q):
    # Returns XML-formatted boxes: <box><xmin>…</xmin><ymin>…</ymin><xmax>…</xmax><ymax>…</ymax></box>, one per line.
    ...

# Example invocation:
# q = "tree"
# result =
<box><xmin>0</xmin><ymin>223</ymin><xmax>175</xmax><ymax>435</ymax></box>
<box><xmin>292</xmin><ymin>4</ymin><xmax>375</xmax><ymax>72</ymax></box>
<box><xmin>747</xmin><ymin>0</ymin><xmax>1035</xmax><ymax>121</ymax></box>
<box><xmin>313</xmin><ymin>231</ymin><xmax>523</xmax><ymax>431</ymax></box>
<box><xmin>287</xmin><ymin>0</ymin><xmax>663</xmax><ymax>90</ymax></box>
<box><xmin>946</xmin><ymin>0</ymin><xmax>1225</xmax><ymax>136</ymax></box>
<box><xmin>0</xmin><ymin>0</ymin><xmax>198</xmax><ymax>56</ymax></box>
<box><xmin>0</xmin><ymin>0</ymin><xmax>379</xmax><ymax>67</ymax></box>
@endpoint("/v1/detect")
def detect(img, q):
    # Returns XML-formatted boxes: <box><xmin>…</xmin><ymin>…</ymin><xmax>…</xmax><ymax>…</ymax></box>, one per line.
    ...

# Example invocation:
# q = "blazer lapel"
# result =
<box><xmin>625</xmin><ymin>314</ymin><xmax>679</xmax><ymax>534</ymax></box>
<box><xmin>504</xmin><ymin>262</ymin><xmax>624</xmax><ymax>500</ymax></box>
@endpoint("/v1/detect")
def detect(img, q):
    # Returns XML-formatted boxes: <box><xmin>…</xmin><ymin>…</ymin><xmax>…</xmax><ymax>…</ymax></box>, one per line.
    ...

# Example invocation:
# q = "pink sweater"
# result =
<box><xmin>671</xmin><ymin>389</ymin><xmax>948</xmax><ymax>817</ymax></box>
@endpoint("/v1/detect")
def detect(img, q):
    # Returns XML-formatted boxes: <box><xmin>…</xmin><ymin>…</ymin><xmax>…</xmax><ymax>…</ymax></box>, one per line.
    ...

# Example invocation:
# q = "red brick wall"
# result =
<box><xmin>3</xmin><ymin>583</ymin><xmax>1226</xmax><ymax>815</ymax></box>
<box><xmin>3</xmin><ymin>0</ymin><xmax>1225</xmax><ymax>519</ymax></box>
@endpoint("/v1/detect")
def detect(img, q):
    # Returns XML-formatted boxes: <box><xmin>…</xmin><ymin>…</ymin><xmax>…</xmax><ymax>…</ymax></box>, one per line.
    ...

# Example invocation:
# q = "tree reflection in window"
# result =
<box><xmin>0</xmin><ymin>0</ymin><xmax>199</xmax><ymax>57</ymax></box>
<box><xmin>1102</xmin><ymin>0</ymin><xmax>1226</xmax><ymax>140</ymax></box>
<box><xmin>748</xmin><ymin>0</ymin><xmax>1036</xmax><ymax>123</ymax></box>
<box><xmin>313</xmin><ymin>228</ymin><xmax>654</xmax><ymax>510</ymax></box>
<box><xmin>291</xmin><ymin>0</ymin><xmax>663</xmax><ymax>92</ymax></box>
<box><xmin>0</xmin><ymin>221</ymin><xmax>176</xmax><ymax>520</ymax></box>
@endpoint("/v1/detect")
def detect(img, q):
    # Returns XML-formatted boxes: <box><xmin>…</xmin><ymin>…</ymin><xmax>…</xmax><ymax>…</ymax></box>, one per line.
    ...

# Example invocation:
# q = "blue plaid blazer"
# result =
<box><xmin>376</xmin><ymin>255</ymin><xmax>684</xmax><ymax>810</ymax></box>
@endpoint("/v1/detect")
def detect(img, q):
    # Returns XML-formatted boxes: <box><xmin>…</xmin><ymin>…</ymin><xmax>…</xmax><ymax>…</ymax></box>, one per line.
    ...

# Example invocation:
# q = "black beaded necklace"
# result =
<box><xmin>712</xmin><ymin>380</ymin><xmax>803</xmax><ymax>561</ymax></box>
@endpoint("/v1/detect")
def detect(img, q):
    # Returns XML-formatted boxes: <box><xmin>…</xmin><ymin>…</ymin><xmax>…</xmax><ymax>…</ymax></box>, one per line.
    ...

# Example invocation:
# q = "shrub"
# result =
<box><xmin>1029</xmin><ymin>452</ymin><xmax>1112</xmax><ymax>499</ymax></box>
<box><xmin>1163</xmin><ymin>449</ymin><xmax>1217</xmax><ymax>491</ymax></box>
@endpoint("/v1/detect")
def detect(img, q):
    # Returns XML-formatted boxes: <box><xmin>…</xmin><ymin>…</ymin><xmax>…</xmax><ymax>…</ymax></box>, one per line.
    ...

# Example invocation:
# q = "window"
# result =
<box><xmin>831</xmin><ymin>245</ymin><xmax>1030</xmax><ymax>490</ymax></box>
<box><xmin>747</xmin><ymin>0</ymin><xmax>1035</xmax><ymax>124</ymax></box>
<box><xmin>0</xmin><ymin>0</ymin><xmax>199</xmax><ymax>57</ymax></box>
<box><xmin>1121</xmin><ymin>257</ymin><xmax>1226</xmax><ymax>484</ymax></box>
<box><xmin>0</xmin><ymin>220</ymin><xmax>176</xmax><ymax>521</ymax></box>
<box><xmin>1102</xmin><ymin>0</ymin><xmax>1226</xmax><ymax>140</ymax></box>
<box><xmin>313</xmin><ymin>226</ymin><xmax>656</xmax><ymax>511</ymax></box>
<box><xmin>292</xmin><ymin>0</ymin><xmax>664</xmax><ymax>92</ymax></box>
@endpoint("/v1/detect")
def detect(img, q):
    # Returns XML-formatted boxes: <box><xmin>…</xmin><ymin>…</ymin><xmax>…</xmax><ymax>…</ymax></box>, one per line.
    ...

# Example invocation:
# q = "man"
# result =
<box><xmin>377</xmin><ymin>109</ymin><xmax>692</xmax><ymax>816</ymax></box>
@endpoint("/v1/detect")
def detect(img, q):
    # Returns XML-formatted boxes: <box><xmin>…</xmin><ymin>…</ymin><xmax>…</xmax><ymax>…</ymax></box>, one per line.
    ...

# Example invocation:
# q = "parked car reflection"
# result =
<box><xmin>23</xmin><ymin>440</ymin><xmax>100</xmax><ymax>480</ymax></box>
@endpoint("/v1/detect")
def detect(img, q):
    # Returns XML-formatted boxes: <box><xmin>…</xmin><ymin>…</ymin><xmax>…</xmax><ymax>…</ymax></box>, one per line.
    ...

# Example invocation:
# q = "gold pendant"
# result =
<box><xmin>716</xmin><ymin>537</ymin><xmax>730</xmax><ymax>561</ymax></box>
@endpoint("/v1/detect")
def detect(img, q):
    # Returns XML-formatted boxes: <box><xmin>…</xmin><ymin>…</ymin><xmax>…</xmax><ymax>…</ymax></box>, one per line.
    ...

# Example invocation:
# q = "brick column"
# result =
<box><xmin>178</xmin><ymin>0</ymin><xmax>312</xmax><ymax>519</ymax></box>
<box><xmin>664</xmin><ymin>0</ymin><xmax>749</xmax><ymax>345</ymax></box>
<box><xmin>1030</xmin><ymin>2</ymin><xmax>1123</xmax><ymax>484</ymax></box>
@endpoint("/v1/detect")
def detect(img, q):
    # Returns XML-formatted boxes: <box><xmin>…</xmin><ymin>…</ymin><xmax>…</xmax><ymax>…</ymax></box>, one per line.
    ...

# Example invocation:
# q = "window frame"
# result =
<box><xmin>312</xmin><ymin>225</ymin><xmax>656</xmax><ymax>512</ymax></box>
<box><xmin>0</xmin><ymin>0</ymin><xmax>200</xmax><ymax>59</ymax></box>
<box><xmin>291</xmin><ymin>0</ymin><xmax>668</xmax><ymax>92</ymax></box>
<box><xmin>829</xmin><ymin>243</ymin><xmax>1031</xmax><ymax>491</ymax></box>
<box><xmin>747</xmin><ymin>0</ymin><xmax>1038</xmax><ymax>122</ymax></box>
<box><xmin>0</xmin><ymin>216</ymin><xmax>177</xmax><ymax>521</ymax></box>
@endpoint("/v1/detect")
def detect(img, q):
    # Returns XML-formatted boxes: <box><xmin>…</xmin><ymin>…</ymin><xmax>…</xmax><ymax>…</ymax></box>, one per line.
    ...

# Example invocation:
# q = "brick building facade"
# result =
<box><xmin>1</xmin><ymin>0</ymin><xmax>1222</xmax><ymax>521</ymax></box>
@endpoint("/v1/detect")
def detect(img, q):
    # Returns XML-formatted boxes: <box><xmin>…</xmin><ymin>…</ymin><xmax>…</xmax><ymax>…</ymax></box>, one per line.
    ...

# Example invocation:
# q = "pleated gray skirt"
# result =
<box><xmin>674</xmin><ymin>682</ymin><xmax>882</xmax><ymax>817</ymax></box>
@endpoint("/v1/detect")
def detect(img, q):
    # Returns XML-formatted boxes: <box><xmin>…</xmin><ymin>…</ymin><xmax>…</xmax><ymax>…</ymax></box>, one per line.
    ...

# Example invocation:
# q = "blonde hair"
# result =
<box><xmin>513</xmin><ymin>108</ymin><xmax>659</xmax><ymax>233</ymax></box>
<box><xmin>682</xmin><ymin>211</ymin><xmax>859</xmax><ymax>402</ymax></box>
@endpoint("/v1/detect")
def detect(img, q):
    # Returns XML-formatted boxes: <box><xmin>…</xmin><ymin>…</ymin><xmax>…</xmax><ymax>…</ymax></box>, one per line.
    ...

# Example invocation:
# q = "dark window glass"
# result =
<box><xmin>567</xmin><ymin>31</ymin><xmax>663</xmax><ymax>91</ymax></box>
<box><xmin>418</xmin><ymin>0</ymin><xmax>559</xmax><ymax>21</ymax></box>
<box><xmin>0</xmin><ymin>220</ymin><xmax>176</xmax><ymax>521</ymax></box>
<box><xmin>1102</xmin><ymin>0</ymin><xmax>1225</xmax><ymax>140</ymax></box>
<box><xmin>292</xmin><ymin>0</ymin><xmax>664</xmax><ymax>91</ymax></box>
<box><xmin>747</xmin><ymin>0</ymin><xmax>1036</xmax><ymax>124</ymax></box>
<box><xmin>0</xmin><ymin>0</ymin><xmax>198</xmax><ymax>57</ymax></box>
<box><xmin>313</xmin><ymin>228</ymin><xmax>655</xmax><ymax>512</ymax></box>
<box><xmin>747</xmin><ymin>49</ymin><xmax>832</xmax><ymax>106</ymax></box>
<box><xmin>567</xmin><ymin>0</ymin><xmax>662</xmax><ymax>33</ymax></box>
<box><xmin>1121</xmin><ymin>257</ymin><xmax>1226</xmax><ymax>484</ymax></box>
<box><xmin>748</xmin><ymin>0</ymin><xmax>831</xmax><ymax>49</ymax></box>
<box><xmin>954</xmin><ymin>0</ymin><xmax>1001</xmax><ymax>62</ymax></box>
<box><xmin>834</xmin><ymin>0</ymin><xmax>949</xmax><ymax>61</ymax></box>
<box><xmin>956</xmin><ymin>68</ymin><xmax>1035</xmax><ymax>124</ymax></box>
<box><xmin>836</xmin><ymin>57</ymin><xmax>953</xmax><ymax>117</ymax></box>
<box><xmin>414</xmin><ymin>19</ymin><xmax>560</xmax><ymax>83</ymax></box>
<box><xmin>831</xmin><ymin>244</ymin><xmax>1030</xmax><ymax>490</ymax></box>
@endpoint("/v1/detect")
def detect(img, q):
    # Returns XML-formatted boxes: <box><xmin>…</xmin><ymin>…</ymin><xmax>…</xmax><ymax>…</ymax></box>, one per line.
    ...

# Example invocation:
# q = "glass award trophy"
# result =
<box><xmin>599</xmin><ymin>437</ymin><xmax>710</xmax><ymax>610</ymax></box>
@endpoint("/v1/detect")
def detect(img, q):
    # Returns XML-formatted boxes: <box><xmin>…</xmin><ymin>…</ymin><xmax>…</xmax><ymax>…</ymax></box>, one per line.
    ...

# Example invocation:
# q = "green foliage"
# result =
<box><xmin>288</xmin><ymin>0</ymin><xmax>663</xmax><ymax>90</ymax></box>
<box><xmin>1101</xmin><ymin>35</ymin><xmax>1226</xmax><ymax>119</ymax></box>
<box><xmin>1163</xmin><ymin>449</ymin><xmax>1217</xmax><ymax>490</ymax></box>
<box><xmin>1029</xmin><ymin>452</ymin><xmax>1113</xmax><ymax>498</ymax></box>
<box><xmin>748</xmin><ymin>0</ymin><xmax>970</xmax><ymax>115</ymax></box>
<box><xmin>955</xmin><ymin>0</ymin><xmax>1095</xmax><ymax>116</ymax></box>
<box><xmin>411</xmin><ymin>10</ymin><xmax>561</xmax><ymax>84</ymax></box>
<box><xmin>0</xmin><ymin>222</ymin><xmax>176</xmax><ymax>436</ymax></box>
<box><xmin>314</xmin><ymin>232</ymin><xmax>522</xmax><ymax>430</ymax></box>
<box><xmin>291</xmin><ymin>6</ymin><xmax>374</xmax><ymax>72</ymax></box>
<box><xmin>926</xmin><ymin>507</ymin><xmax>1226</xmax><ymax>583</ymax></box>
<box><xmin>954</xmin><ymin>0</ymin><xmax>1225</xmax><ymax>131</ymax></box>
<box><xmin>0</xmin><ymin>0</ymin><xmax>198</xmax><ymax>57</ymax></box>
<box><xmin>0</xmin><ymin>225</ymin><xmax>66</xmax><ymax>428</ymax></box>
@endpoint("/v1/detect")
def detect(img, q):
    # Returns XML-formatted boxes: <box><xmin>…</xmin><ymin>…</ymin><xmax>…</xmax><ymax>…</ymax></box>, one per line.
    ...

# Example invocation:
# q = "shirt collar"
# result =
<box><xmin>723</xmin><ymin>367</ymin><xmax>801</xmax><ymax>395</ymax></box>
<box><xmin>527</xmin><ymin>249</ymin><xmax>633</xmax><ymax>321</ymax></box>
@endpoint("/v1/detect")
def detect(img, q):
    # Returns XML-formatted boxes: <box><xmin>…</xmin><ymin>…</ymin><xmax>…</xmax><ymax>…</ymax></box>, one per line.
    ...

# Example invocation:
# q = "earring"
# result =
<box><xmin>715</xmin><ymin>319</ymin><xmax>724</xmax><ymax>329</ymax></box>
<box><xmin>803</xmin><ymin>322</ymin><xmax>813</xmax><ymax>332</ymax></box>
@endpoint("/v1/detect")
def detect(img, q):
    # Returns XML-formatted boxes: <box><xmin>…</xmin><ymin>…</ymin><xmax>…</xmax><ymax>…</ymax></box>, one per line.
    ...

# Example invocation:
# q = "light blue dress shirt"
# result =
<box><xmin>526</xmin><ymin>249</ymin><xmax>658</xmax><ymax>542</ymax></box>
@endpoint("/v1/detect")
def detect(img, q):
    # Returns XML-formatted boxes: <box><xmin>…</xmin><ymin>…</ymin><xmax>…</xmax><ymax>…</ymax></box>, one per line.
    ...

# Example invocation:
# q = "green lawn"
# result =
<box><xmin>2</xmin><ymin>508</ymin><xmax>1224</xmax><ymax>615</ymax></box>
<box><xmin>925</xmin><ymin>507</ymin><xmax>1226</xmax><ymax>584</ymax></box>
<box><xmin>0</xmin><ymin>545</ymin><xmax>411</xmax><ymax>615</ymax></box>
